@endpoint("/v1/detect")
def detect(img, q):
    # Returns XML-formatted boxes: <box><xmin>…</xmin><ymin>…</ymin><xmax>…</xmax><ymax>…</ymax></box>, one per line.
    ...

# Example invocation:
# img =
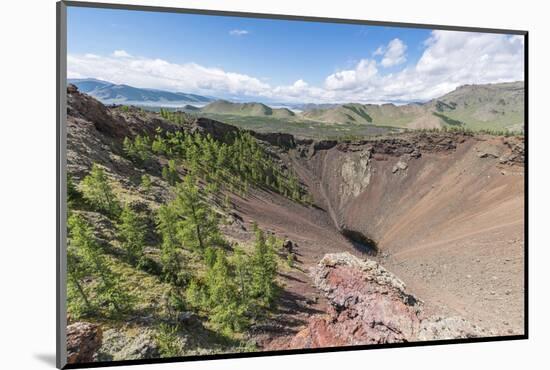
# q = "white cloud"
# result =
<box><xmin>229</xmin><ymin>29</ymin><xmax>249</xmax><ymax>36</ymax></box>
<box><xmin>325</xmin><ymin>59</ymin><xmax>378</xmax><ymax>91</ymax></box>
<box><xmin>373</xmin><ymin>46</ymin><xmax>384</xmax><ymax>56</ymax></box>
<box><xmin>68</xmin><ymin>31</ymin><xmax>524</xmax><ymax>104</ymax></box>
<box><xmin>112</xmin><ymin>49</ymin><xmax>132</xmax><ymax>58</ymax></box>
<box><xmin>67</xmin><ymin>54</ymin><xmax>269</xmax><ymax>97</ymax></box>
<box><xmin>380</xmin><ymin>38</ymin><xmax>407</xmax><ymax>67</ymax></box>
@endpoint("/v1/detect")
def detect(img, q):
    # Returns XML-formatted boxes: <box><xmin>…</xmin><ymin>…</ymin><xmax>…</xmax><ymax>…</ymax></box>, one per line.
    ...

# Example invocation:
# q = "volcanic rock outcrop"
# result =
<box><xmin>65</xmin><ymin>86</ymin><xmax>524</xmax><ymax>357</ymax></box>
<box><xmin>67</xmin><ymin>322</ymin><xmax>103</xmax><ymax>364</ymax></box>
<box><xmin>288</xmin><ymin>253</ymin><xmax>484</xmax><ymax>348</ymax></box>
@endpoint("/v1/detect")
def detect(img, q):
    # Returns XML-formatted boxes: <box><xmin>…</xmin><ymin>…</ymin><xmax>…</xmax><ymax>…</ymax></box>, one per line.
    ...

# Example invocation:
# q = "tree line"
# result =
<box><xmin>124</xmin><ymin>128</ymin><xmax>312</xmax><ymax>204</ymax></box>
<box><xmin>67</xmin><ymin>160</ymin><xmax>280</xmax><ymax>334</ymax></box>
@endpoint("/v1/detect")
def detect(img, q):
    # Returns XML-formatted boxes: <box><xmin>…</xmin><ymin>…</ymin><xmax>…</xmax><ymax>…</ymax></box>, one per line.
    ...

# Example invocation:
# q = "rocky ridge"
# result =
<box><xmin>287</xmin><ymin>253</ymin><xmax>485</xmax><ymax>348</ymax></box>
<box><xmin>65</xmin><ymin>85</ymin><xmax>525</xmax><ymax>361</ymax></box>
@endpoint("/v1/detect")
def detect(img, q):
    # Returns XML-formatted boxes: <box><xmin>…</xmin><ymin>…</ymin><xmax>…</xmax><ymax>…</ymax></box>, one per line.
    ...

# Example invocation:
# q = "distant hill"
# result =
<box><xmin>426</xmin><ymin>81</ymin><xmax>524</xmax><ymax>131</ymax></box>
<box><xmin>68</xmin><ymin>78</ymin><xmax>214</xmax><ymax>106</ymax></box>
<box><xmin>300</xmin><ymin>82</ymin><xmax>524</xmax><ymax>131</ymax></box>
<box><xmin>201</xmin><ymin>100</ymin><xmax>296</xmax><ymax>118</ymax></box>
<box><xmin>183</xmin><ymin>104</ymin><xmax>201</xmax><ymax>111</ymax></box>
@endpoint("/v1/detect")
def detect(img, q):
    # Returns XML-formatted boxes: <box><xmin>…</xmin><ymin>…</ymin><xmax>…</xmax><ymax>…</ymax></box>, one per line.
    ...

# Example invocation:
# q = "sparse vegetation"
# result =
<box><xmin>412</xmin><ymin>125</ymin><xmax>523</xmax><ymax>137</ymax></box>
<box><xmin>161</xmin><ymin>159</ymin><xmax>179</xmax><ymax>186</ymax></box>
<box><xmin>80</xmin><ymin>164</ymin><xmax>121</xmax><ymax>216</ymax></box>
<box><xmin>123</xmin><ymin>135</ymin><xmax>152</xmax><ymax>163</ymax></box>
<box><xmin>140</xmin><ymin>174</ymin><xmax>152</xmax><ymax>193</ymax></box>
<box><xmin>160</xmin><ymin>108</ymin><xmax>190</xmax><ymax>125</ymax></box>
<box><xmin>117</xmin><ymin>204</ymin><xmax>146</xmax><ymax>267</ymax></box>
<box><xmin>67</xmin><ymin>213</ymin><xmax>134</xmax><ymax>319</ymax></box>
<box><xmin>155</xmin><ymin>323</ymin><xmax>183</xmax><ymax>357</ymax></box>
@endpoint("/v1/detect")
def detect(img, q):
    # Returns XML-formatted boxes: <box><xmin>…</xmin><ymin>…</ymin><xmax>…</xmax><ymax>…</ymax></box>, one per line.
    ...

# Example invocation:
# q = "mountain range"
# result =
<box><xmin>69</xmin><ymin>79</ymin><xmax>524</xmax><ymax>132</ymax></box>
<box><xmin>68</xmin><ymin>78</ymin><xmax>214</xmax><ymax>106</ymax></box>
<box><xmin>196</xmin><ymin>81</ymin><xmax>524</xmax><ymax>132</ymax></box>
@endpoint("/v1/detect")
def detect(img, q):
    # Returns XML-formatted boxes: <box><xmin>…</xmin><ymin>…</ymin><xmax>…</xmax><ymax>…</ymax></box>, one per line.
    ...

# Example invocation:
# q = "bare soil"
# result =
<box><xmin>228</xmin><ymin>133</ymin><xmax>525</xmax><ymax>348</ymax></box>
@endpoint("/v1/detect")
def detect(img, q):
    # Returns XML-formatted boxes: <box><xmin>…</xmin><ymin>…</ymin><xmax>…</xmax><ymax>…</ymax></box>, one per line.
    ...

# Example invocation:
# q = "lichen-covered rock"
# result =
<box><xmin>417</xmin><ymin>316</ymin><xmax>486</xmax><ymax>341</ymax></box>
<box><xmin>288</xmin><ymin>253</ymin><xmax>483</xmax><ymax>349</ymax></box>
<box><xmin>98</xmin><ymin>328</ymin><xmax>159</xmax><ymax>361</ymax></box>
<box><xmin>66</xmin><ymin>322</ymin><xmax>103</xmax><ymax>364</ymax></box>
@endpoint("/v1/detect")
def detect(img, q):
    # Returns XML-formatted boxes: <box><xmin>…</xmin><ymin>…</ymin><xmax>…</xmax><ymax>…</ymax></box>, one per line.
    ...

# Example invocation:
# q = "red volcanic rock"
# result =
<box><xmin>289</xmin><ymin>253</ymin><xmax>482</xmax><ymax>349</ymax></box>
<box><xmin>67</xmin><ymin>322</ymin><xmax>103</xmax><ymax>364</ymax></box>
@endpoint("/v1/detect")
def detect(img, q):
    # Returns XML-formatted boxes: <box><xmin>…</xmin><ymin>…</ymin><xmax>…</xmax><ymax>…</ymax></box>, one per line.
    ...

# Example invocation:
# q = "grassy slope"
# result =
<box><xmin>199</xmin><ymin>112</ymin><xmax>398</xmax><ymax>140</ymax></box>
<box><xmin>201</xmin><ymin>100</ymin><xmax>295</xmax><ymax>118</ymax></box>
<box><xmin>297</xmin><ymin>82</ymin><xmax>525</xmax><ymax>132</ymax></box>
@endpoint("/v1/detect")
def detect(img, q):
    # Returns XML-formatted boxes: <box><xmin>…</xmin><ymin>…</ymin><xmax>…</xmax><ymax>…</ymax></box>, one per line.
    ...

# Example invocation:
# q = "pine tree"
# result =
<box><xmin>250</xmin><ymin>227</ymin><xmax>278</xmax><ymax>307</ymax></box>
<box><xmin>232</xmin><ymin>247</ymin><xmax>252</xmax><ymax>306</ymax></box>
<box><xmin>67</xmin><ymin>214</ymin><xmax>133</xmax><ymax>318</ymax></box>
<box><xmin>80</xmin><ymin>164</ymin><xmax>120</xmax><ymax>216</ymax></box>
<box><xmin>134</xmin><ymin>135</ymin><xmax>151</xmax><ymax>162</ymax></box>
<box><xmin>152</xmin><ymin>135</ymin><xmax>166</xmax><ymax>154</ymax></box>
<box><xmin>173</xmin><ymin>176</ymin><xmax>222</xmax><ymax>253</ymax></box>
<box><xmin>206</xmin><ymin>249</ymin><xmax>248</xmax><ymax>332</ymax></box>
<box><xmin>67</xmin><ymin>214</ymin><xmax>97</xmax><ymax>317</ymax></box>
<box><xmin>162</xmin><ymin>160</ymin><xmax>179</xmax><ymax>186</ymax></box>
<box><xmin>123</xmin><ymin>137</ymin><xmax>136</xmax><ymax>159</ymax></box>
<box><xmin>67</xmin><ymin>174</ymin><xmax>81</xmax><ymax>207</ymax></box>
<box><xmin>185</xmin><ymin>278</ymin><xmax>207</xmax><ymax>310</ymax></box>
<box><xmin>140</xmin><ymin>174</ymin><xmax>152</xmax><ymax>193</ymax></box>
<box><xmin>156</xmin><ymin>204</ymin><xmax>181</xmax><ymax>284</ymax></box>
<box><xmin>155</xmin><ymin>323</ymin><xmax>182</xmax><ymax>357</ymax></box>
<box><xmin>117</xmin><ymin>204</ymin><xmax>146</xmax><ymax>266</ymax></box>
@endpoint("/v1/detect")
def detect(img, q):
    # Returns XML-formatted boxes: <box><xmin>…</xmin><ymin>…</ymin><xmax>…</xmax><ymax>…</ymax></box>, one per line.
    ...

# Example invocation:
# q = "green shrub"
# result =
<box><xmin>155</xmin><ymin>323</ymin><xmax>182</xmax><ymax>358</ymax></box>
<box><xmin>140</xmin><ymin>174</ymin><xmax>152</xmax><ymax>193</ymax></box>
<box><xmin>80</xmin><ymin>164</ymin><xmax>120</xmax><ymax>216</ymax></box>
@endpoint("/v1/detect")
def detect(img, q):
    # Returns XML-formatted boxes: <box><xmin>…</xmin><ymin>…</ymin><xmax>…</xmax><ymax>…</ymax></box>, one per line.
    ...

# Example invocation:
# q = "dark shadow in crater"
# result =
<box><xmin>341</xmin><ymin>228</ymin><xmax>378</xmax><ymax>256</ymax></box>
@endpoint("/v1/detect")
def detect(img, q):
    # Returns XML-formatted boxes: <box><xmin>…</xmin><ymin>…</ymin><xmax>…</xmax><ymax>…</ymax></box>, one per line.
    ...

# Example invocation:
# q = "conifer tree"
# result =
<box><xmin>173</xmin><ymin>176</ymin><xmax>222</xmax><ymax>252</ymax></box>
<box><xmin>156</xmin><ymin>204</ymin><xmax>181</xmax><ymax>284</ymax></box>
<box><xmin>162</xmin><ymin>160</ymin><xmax>179</xmax><ymax>186</ymax></box>
<box><xmin>117</xmin><ymin>204</ymin><xmax>146</xmax><ymax>266</ymax></box>
<box><xmin>123</xmin><ymin>137</ymin><xmax>136</xmax><ymax>159</ymax></box>
<box><xmin>80</xmin><ymin>164</ymin><xmax>120</xmax><ymax>216</ymax></box>
<box><xmin>233</xmin><ymin>247</ymin><xmax>252</xmax><ymax>305</ymax></box>
<box><xmin>67</xmin><ymin>174</ymin><xmax>81</xmax><ymax>207</ymax></box>
<box><xmin>67</xmin><ymin>214</ymin><xmax>133</xmax><ymax>318</ymax></box>
<box><xmin>140</xmin><ymin>174</ymin><xmax>152</xmax><ymax>193</ymax></box>
<box><xmin>206</xmin><ymin>249</ymin><xmax>248</xmax><ymax>332</ymax></box>
<box><xmin>250</xmin><ymin>227</ymin><xmax>278</xmax><ymax>306</ymax></box>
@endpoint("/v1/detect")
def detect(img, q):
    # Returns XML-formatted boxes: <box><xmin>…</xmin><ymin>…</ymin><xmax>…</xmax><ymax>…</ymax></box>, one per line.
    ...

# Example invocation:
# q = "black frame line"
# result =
<box><xmin>56</xmin><ymin>1</ymin><xmax>529</xmax><ymax>369</ymax></box>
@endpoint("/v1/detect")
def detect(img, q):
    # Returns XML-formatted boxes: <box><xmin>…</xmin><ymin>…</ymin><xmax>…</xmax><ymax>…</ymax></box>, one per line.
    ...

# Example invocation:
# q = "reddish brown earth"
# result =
<box><xmin>66</xmin><ymin>85</ymin><xmax>525</xmax><ymax>353</ymax></box>
<box><xmin>286</xmin><ymin>253</ymin><xmax>485</xmax><ymax>349</ymax></box>
<box><xmin>230</xmin><ymin>132</ymin><xmax>524</xmax><ymax>348</ymax></box>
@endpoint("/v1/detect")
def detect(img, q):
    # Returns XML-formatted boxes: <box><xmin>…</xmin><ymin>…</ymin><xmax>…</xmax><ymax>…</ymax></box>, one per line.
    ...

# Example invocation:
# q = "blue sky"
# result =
<box><xmin>67</xmin><ymin>6</ymin><xmax>524</xmax><ymax>103</ymax></box>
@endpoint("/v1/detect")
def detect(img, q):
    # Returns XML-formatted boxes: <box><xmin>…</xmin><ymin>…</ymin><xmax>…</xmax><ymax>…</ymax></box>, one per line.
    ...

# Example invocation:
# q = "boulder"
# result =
<box><xmin>99</xmin><ymin>328</ymin><xmax>159</xmax><ymax>361</ymax></box>
<box><xmin>392</xmin><ymin>160</ymin><xmax>408</xmax><ymax>173</ymax></box>
<box><xmin>282</xmin><ymin>239</ymin><xmax>294</xmax><ymax>253</ymax></box>
<box><xmin>288</xmin><ymin>253</ymin><xmax>483</xmax><ymax>348</ymax></box>
<box><xmin>66</xmin><ymin>322</ymin><xmax>103</xmax><ymax>364</ymax></box>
